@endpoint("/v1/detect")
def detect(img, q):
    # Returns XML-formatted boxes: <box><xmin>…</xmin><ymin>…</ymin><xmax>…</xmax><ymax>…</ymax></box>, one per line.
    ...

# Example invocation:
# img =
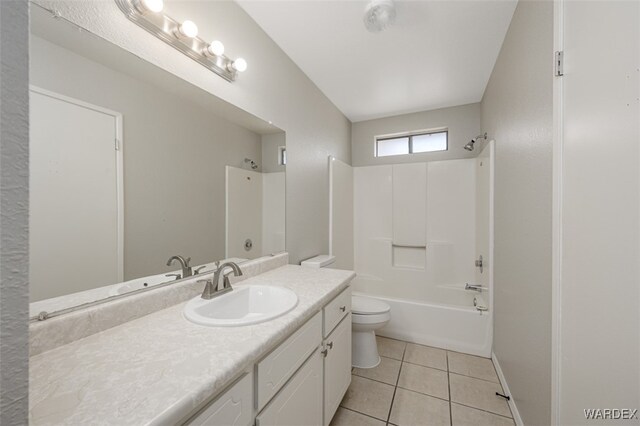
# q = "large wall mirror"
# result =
<box><xmin>29</xmin><ymin>5</ymin><xmax>286</xmax><ymax>319</ymax></box>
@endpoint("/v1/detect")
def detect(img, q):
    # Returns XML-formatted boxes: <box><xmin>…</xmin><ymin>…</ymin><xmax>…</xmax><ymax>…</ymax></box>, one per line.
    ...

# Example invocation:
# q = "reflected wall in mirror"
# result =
<box><xmin>29</xmin><ymin>5</ymin><xmax>285</xmax><ymax>318</ymax></box>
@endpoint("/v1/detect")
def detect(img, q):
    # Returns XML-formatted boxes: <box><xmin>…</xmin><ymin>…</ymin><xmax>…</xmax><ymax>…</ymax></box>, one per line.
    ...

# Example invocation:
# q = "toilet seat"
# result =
<box><xmin>352</xmin><ymin>296</ymin><xmax>390</xmax><ymax>315</ymax></box>
<box><xmin>352</xmin><ymin>311</ymin><xmax>391</xmax><ymax>325</ymax></box>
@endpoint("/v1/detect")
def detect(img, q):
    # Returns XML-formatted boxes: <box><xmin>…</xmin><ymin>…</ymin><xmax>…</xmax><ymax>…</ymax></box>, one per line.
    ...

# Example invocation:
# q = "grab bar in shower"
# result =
<box><xmin>391</xmin><ymin>244</ymin><xmax>427</xmax><ymax>249</ymax></box>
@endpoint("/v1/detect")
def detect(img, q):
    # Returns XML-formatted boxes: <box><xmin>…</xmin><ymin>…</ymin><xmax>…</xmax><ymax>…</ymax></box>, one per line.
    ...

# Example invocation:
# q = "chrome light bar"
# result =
<box><xmin>114</xmin><ymin>0</ymin><xmax>246</xmax><ymax>82</ymax></box>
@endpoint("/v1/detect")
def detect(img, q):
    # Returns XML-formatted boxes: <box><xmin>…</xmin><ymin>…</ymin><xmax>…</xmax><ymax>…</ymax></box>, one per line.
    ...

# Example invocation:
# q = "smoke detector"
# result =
<box><xmin>363</xmin><ymin>0</ymin><xmax>396</xmax><ymax>33</ymax></box>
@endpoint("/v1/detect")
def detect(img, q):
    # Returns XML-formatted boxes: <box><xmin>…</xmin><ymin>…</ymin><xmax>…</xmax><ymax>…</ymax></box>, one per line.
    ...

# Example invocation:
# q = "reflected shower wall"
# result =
<box><xmin>225</xmin><ymin>166</ymin><xmax>285</xmax><ymax>259</ymax></box>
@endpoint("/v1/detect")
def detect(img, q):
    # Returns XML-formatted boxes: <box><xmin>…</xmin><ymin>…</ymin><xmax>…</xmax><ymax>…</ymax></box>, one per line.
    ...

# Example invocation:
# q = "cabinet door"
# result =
<box><xmin>323</xmin><ymin>314</ymin><xmax>352</xmax><ymax>425</ymax></box>
<box><xmin>257</xmin><ymin>312</ymin><xmax>322</xmax><ymax>411</ymax></box>
<box><xmin>256</xmin><ymin>349</ymin><xmax>323</xmax><ymax>426</ymax></box>
<box><xmin>186</xmin><ymin>373</ymin><xmax>253</xmax><ymax>426</ymax></box>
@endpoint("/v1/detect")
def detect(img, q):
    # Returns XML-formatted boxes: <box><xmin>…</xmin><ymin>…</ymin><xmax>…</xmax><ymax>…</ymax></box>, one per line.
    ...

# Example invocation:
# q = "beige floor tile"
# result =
<box><xmin>451</xmin><ymin>403</ymin><xmax>515</xmax><ymax>426</ymax></box>
<box><xmin>376</xmin><ymin>336</ymin><xmax>406</xmax><ymax>360</ymax></box>
<box><xmin>340</xmin><ymin>375</ymin><xmax>395</xmax><ymax>421</ymax></box>
<box><xmin>354</xmin><ymin>356</ymin><xmax>402</xmax><ymax>385</ymax></box>
<box><xmin>389</xmin><ymin>388</ymin><xmax>450</xmax><ymax>426</ymax></box>
<box><xmin>330</xmin><ymin>407</ymin><xmax>386</xmax><ymax>426</ymax></box>
<box><xmin>448</xmin><ymin>352</ymin><xmax>499</xmax><ymax>383</ymax></box>
<box><xmin>397</xmin><ymin>362</ymin><xmax>449</xmax><ymax>400</ymax></box>
<box><xmin>449</xmin><ymin>374</ymin><xmax>512</xmax><ymax>417</ymax></box>
<box><xmin>403</xmin><ymin>343</ymin><xmax>448</xmax><ymax>370</ymax></box>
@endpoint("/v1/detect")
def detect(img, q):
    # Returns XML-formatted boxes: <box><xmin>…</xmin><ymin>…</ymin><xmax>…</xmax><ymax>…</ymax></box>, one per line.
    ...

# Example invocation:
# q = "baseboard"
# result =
<box><xmin>378</xmin><ymin>329</ymin><xmax>490</xmax><ymax>358</ymax></box>
<box><xmin>492</xmin><ymin>352</ymin><xmax>524</xmax><ymax>426</ymax></box>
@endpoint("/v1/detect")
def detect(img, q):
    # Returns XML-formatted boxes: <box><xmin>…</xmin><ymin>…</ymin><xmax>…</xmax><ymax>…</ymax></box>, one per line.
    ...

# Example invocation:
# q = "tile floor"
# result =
<box><xmin>331</xmin><ymin>336</ymin><xmax>515</xmax><ymax>426</ymax></box>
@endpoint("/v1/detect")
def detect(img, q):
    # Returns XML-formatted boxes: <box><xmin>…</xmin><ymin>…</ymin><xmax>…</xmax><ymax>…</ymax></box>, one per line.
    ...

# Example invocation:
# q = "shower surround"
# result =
<box><xmin>352</xmin><ymin>142</ymin><xmax>493</xmax><ymax>356</ymax></box>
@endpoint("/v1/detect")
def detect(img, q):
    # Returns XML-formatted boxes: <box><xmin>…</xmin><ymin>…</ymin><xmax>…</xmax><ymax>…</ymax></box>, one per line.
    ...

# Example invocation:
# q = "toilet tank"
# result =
<box><xmin>300</xmin><ymin>255</ymin><xmax>336</xmax><ymax>268</ymax></box>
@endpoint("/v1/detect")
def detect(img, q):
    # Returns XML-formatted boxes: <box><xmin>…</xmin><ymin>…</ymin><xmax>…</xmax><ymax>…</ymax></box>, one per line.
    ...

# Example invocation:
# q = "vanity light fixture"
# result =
<box><xmin>134</xmin><ymin>0</ymin><xmax>163</xmax><ymax>14</ymax></box>
<box><xmin>176</xmin><ymin>20</ymin><xmax>198</xmax><ymax>39</ymax></box>
<box><xmin>115</xmin><ymin>0</ymin><xmax>247</xmax><ymax>81</ymax></box>
<box><xmin>230</xmin><ymin>58</ymin><xmax>248</xmax><ymax>73</ymax></box>
<box><xmin>204</xmin><ymin>40</ymin><xmax>225</xmax><ymax>57</ymax></box>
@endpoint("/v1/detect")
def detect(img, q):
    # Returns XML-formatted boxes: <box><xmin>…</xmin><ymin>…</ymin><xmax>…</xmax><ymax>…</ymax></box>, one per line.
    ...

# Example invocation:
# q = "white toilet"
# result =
<box><xmin>351</xmin><ymin>295</ymin><xmax>391</xmax><ymax>368</ymax></box>
<box><xmin>300</xmin><ymin>255</ymin><xmax>391</xmax><ymax>369</ymax></box>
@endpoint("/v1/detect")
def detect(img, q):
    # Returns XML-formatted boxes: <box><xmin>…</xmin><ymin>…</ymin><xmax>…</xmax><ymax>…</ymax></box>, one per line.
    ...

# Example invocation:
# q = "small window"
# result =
<box><xmin>278</xmin><ymin>146</ymin><xmax>287</xmax><ymax>166</ymax></box>
<box><xmin>375</xmin><ymin>130</ymin><xmax>448</xmax><ymax>157</ymax></box>
<box><xmin>377</xmin><ymin>137</ymin><xmax>409</xmax><ymax>157</ymax></box>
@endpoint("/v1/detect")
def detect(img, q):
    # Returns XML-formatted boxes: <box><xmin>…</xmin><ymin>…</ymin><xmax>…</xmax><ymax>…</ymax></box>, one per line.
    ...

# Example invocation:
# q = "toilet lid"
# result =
<box><xmin>352</xmin><ymin>296</ymin><xmax>391</xmax><ymax>315</ymax></box>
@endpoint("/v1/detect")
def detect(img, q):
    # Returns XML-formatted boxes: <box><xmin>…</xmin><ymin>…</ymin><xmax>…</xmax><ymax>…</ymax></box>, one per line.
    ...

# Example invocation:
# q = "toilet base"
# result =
<box><xmin>352</xmin><ymin>330</ymin><xmax>381</xmax><ymax>369</ymax></box>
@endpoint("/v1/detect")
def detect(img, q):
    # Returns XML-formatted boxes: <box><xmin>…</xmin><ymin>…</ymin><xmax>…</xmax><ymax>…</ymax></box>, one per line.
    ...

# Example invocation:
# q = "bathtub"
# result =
<box><xmin>353</xmin><ymin>288</ymin><xmax>493</xmax><ymax>357</ymax></box>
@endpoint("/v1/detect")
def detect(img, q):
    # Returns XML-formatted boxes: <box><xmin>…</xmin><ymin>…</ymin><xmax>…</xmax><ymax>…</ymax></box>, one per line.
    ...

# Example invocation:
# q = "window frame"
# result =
<box><xmin>374</xmin><ymin>129</ymin><xmax>448</xmax><ymax>158</ymax></box>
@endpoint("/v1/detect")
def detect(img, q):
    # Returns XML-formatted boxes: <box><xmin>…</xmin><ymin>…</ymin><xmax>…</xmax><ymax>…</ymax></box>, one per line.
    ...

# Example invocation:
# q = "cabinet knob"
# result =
<box><xmin>327</xmin><ymin>341</ymin><xmax>334</xmax><ymax>349</ymax></box>
<box><xmin>321</xmin><ymin>348</ymin><xmax>328</xmax><ymax>357</ymax></box>
<box><xmin>339</xmin><ymin>306</ymin><xmax>346</xmax><ymax>312</ymax></box>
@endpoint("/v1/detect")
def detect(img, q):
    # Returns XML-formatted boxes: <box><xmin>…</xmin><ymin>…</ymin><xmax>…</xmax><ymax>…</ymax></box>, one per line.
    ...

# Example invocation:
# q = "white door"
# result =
<box><xmin>554</xmin><ymin>2</ymin><xmax>640</xmax><ymax>424</ymax></box>
<box><xmin>30</xmin><ymin>87</ymin><xmax>123</xmax><ymax>302</ymax></box>
<box><xmin>323</xmin><ymin>314</ymin><xmax>352</xmax><ymax>425</ymax></box>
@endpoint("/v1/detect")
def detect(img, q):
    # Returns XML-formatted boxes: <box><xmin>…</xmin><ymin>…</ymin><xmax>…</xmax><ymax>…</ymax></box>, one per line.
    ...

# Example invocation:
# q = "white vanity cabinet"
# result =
<box><xmin>183</xmin><ymin>286</ymin><xmax>352</xmax><ymax>426</ymax></box>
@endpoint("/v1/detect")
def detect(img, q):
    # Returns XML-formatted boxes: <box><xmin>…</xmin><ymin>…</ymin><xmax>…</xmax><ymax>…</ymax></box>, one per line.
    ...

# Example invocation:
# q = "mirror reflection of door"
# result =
<box><xmin>29</xmin><ymin>87</ymin><xmax>123</xmax><ymax>302</ymax></box>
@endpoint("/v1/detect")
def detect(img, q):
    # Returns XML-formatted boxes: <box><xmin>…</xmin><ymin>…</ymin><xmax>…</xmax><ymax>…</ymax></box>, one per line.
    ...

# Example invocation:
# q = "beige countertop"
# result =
<box><xmin>29</xmin><ymin>265</ymin><xmax>355</xmax><ymax>425</ymax></box>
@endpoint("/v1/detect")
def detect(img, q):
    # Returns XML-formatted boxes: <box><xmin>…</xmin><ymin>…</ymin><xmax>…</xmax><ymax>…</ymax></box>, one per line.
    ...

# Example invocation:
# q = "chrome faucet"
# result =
<box><xmin>465</xmin><ymin>283</ymin><xmax>484</xmax><ymax>292</ymax></box>
<box><xmin>166</xmin><ymin>255</ymin><xmax>193</xmax><ymax>279</ymax></box>
<box><xmin>200</xmin><ymin>261</ymin><xmax>243</xmax><ymax>300</ymax></box>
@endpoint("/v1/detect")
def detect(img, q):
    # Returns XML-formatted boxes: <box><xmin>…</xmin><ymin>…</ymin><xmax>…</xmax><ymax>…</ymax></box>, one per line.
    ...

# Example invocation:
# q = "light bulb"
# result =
<box><xmin>231</xmin><ymin>58</ymin><xmax>247</xmax><ymax>73</ymax></box>
<box><xmin>205</xmin><ymin>40</ymin><xmax>225</xmax><ymax>57</ymax></box>
<box><xmin>136</xmin><ymin>0</ymin><xmax>163</xmax><ymax>13</ymax></box>
<box><xmin>178</xmin><ymin>20</ymin><xmax>198</xmax><ymax>38</ymax></box>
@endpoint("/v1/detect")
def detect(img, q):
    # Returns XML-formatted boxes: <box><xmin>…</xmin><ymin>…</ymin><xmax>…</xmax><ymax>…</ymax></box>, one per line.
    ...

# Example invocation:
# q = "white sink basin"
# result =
<box><xmin>183</xmin><ymin>285</ymin><xmax>298</xmax><ymax>327</ymax></box>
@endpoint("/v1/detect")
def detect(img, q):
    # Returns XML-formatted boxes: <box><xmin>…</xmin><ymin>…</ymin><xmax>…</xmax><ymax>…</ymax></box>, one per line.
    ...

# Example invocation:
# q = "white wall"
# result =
<box><xmin>0</xmin><ymin>1</ymin><xmax>29</xmax><ymax>422</ymax></box>
<box><xmin>352</xmin><ymin>160</ymin><xmax>476</xmax><ymax>302</ymax></box>
<box><xmin>351</xmin><ymin>103</ymin><xmax>480</xmax><ymax>167</ymax></box>
<box><xmin>35</xmin><ymin>0</ymin><xmax>352</xmax><ymax>265</ymax></box>
<box><xmin>474</xmin><ymin>143</ymin><xmax>492</xmax><ymax>307</ymax></box>
<box><xmin>30</xmin><ymin>36</ymin><xmax>263</xmax><ymax>280</ymax></box>
<box><xmin>557</xmin><ymin>1</ymin><xmax>640</xmax><ymax>423</ymax></box>
<box><xmin>329</xmin><ymin>157</ymin><xmax>354</xmax><ymax>270</ymax></box>
<box><xmin>262</xmin><ymin>172</ymin><xmax>285</xmax><ymax>255</ymax></box>
<box><xmin>480</xmin><ymin>1</ymin><xmax>554</xmax><ymax>424</ymax></box>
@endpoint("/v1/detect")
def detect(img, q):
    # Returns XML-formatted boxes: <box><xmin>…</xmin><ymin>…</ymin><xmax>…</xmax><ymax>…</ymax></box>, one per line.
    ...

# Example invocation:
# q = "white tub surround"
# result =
<box><xmin>29</xmin><ymin>265</ymin><xmax>355</xmax><ymax>425</ymax></box>
<box><xmin>352</xmin><ymin>145</ymin><xmax>493</xmax><ymax>357</ymax></box>
<box><xmin>29</xmin><ymin>253</ymin><xmax>288</xmax><ymax>356</ymax></box>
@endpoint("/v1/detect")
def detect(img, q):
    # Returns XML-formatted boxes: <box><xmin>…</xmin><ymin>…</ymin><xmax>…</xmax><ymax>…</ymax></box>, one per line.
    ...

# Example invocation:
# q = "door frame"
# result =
<box><xmin>29</xmin><ymin>85</ymin><xmax>125</xmax><ymax>282</ymax></box>
<box><xmin>551</xmin><ymin>0</ymin><xmax>564</xmax><ymax>424</ymax></box>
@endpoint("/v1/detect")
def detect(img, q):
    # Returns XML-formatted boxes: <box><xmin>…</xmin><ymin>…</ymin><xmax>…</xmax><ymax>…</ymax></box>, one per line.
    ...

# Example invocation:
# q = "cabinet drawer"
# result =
<box><xmin>186</xmin><ymin>373</ymin><xmax>253</xmax><ymax>426</ymax></box>
<box><xmin>257</xmin><ymin>312</ymin><xmax>322</xmax><ymax>411</ymax></box>
<box><xmin>323</xmin><ymin>287</ymin><xmax>351</xmax><ymax>338</ymax></box>
<box><xmin>256</xmin><ymin>349</ymin><xmax>323</xmax><ymax>426</ymax></box>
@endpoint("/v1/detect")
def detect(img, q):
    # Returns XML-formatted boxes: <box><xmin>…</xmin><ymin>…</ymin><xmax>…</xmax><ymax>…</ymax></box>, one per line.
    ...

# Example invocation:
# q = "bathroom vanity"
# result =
<box><xmin>188</xmin><ymin>287</ymin><xmax>352</xmax><ymax>426</ymax></box>
<box><xmin>29</xmin><ymin>264</ymin><xmax>354</xmax><ymax>425</ymax></box>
